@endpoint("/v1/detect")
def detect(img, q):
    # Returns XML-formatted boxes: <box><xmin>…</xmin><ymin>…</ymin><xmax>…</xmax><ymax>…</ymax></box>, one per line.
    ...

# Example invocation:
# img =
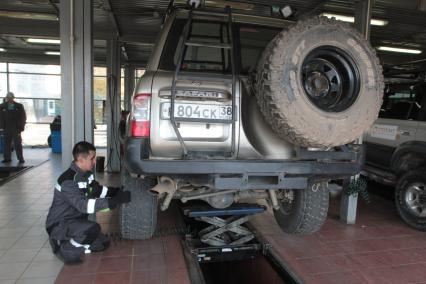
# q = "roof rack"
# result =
<box><xmin>163</xmin><ymin>0</ymin><xmax>293</xmax><ymax>25</ymax></box>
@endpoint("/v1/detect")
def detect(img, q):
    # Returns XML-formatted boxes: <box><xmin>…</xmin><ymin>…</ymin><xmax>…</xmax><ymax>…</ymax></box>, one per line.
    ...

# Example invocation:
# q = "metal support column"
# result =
<box><xmin>106</xmin><ymin>39</ymin><xmax>121</xmax><ymax>172</ymax></box>
<box><xmin>340</xmin><ymin>0</ymin><xmax>373</xmax><ymax>224</ymax></box>
<box><xmin>354</xmin><ymin>0</ymin><xmax>374</xmax><ymax>40</ymax></box>
<box><xmin>60</xmin><ymin>0</ymin><xmax>94</xmax><ymax>170</ymax></box>
<box><xmin>124</xmin><ymin>65</ymin><xmax>135</xmax><ymax>111</ymax></box>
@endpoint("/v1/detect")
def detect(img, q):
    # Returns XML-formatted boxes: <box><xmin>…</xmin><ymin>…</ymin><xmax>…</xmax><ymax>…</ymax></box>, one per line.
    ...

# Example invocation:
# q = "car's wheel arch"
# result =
<box><xmin>391</xmin><ymin>141</ymin><xmax>426</xmax><ymax>176</ymax></box>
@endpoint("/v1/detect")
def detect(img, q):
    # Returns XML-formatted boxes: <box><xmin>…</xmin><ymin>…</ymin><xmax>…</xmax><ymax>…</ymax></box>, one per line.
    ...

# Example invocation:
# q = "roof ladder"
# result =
<box><xmin>170</xmin><ymin>6</ymin><xmax>237</xmax><ymax>159</ymax></box>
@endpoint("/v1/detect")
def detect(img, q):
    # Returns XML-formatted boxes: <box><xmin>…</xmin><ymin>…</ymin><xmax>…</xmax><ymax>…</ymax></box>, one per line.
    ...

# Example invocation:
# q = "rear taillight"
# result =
<box><xmin>131</xmin><ymin>93</ymin><xmax>151</xmax><ymax>137</ymax></box>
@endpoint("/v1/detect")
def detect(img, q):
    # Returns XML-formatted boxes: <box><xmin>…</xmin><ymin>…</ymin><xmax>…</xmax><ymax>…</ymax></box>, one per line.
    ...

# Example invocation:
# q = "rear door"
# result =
<box><xmin>150</xmin><ymin>17</ymin><xmax>236</xmax><ymax>158</ymax></box>
<box><xmin>365</xmin><ymin>84</ymin><xmax>420</xmax><ymax>168</ymax></box>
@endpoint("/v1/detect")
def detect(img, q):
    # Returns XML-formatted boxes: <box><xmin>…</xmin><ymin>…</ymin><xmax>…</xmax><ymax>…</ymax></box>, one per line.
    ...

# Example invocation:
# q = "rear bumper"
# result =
<box><xmin>124</xmin><ymin>138</ymin><xmax>363</xmax><ymax>177</ymax></box>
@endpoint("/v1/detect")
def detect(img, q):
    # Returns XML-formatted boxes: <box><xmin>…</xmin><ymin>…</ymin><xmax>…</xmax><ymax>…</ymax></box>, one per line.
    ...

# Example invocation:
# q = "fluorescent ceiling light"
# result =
<box><xmin>27</xmin><ymin>38</ymin><xmax>60</xmax><ymax>45</ymax></box>
<box><xmin>0</xmin><ymin>11</ymin><xmax>57</xmax><ymax>21</ymax></box>
<box><xmin>377</xmin><ymin>46</ymin><xmax>422</xmax><ymax>54</ymax></box>
<box><xmin>0</xmin><ymin>48</ymin><xmax>5</xmax><ymax>52</ymax></box>
<box><xmin>321</xmin><ymin>13</ymin><xmax>388</xmax><ymax>26</ymax></box>
<box><xmin>204</xmin><ymin>0</ymin><xmax>254</xmax><ymax>10</ymax></box>
<box><xmin>45</xmin><ymin>51</ymin><xmax>60</xmax><ymax>56</ymax></box>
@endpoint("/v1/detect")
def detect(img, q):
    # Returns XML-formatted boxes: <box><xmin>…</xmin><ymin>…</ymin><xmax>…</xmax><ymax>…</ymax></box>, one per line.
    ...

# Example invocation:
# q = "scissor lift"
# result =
<box><xmin>183</xmin><ymin>204</ymin><xmax>266</xmax><ymax>263</ymax></box>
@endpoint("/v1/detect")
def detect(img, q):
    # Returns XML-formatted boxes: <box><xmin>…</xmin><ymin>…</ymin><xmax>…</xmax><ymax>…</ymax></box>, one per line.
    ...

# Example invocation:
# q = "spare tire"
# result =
<box><xmin>254</xmin><ymin>17</ymin><xmax>384</xmax><ymax>147</ymax></box>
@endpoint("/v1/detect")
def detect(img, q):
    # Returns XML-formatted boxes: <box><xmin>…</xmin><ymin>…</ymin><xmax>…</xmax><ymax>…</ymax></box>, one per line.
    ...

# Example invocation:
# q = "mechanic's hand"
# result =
<box><xmin>108</xmin><ymin>191</ymin><xmax>131</xmax><ymax>208</ymax></box>
<box><xmin>108</xmin><ymin>187</ymin><xmax>121</xmax><ymax>196</ymax></box>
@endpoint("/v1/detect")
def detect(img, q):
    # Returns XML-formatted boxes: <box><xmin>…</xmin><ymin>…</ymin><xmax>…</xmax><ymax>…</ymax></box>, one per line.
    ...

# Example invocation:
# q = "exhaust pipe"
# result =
<box><xmin>268</xmin><ymin>189</ymin><xmax>280</xmax><ymax>210</ymax></box>
<box><xmin>150</xmin><ymin>176</ymin><xmax>177</xmax><ymax>211</ymax></box>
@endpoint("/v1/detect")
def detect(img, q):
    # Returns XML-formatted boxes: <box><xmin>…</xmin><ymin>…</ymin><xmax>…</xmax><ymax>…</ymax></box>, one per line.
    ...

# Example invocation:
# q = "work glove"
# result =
<box><xmin>106</xmin><ymin>186</ymin><xmax>121</xmax><ymax>197</ymax></box>
<box><xmin>108</xmin><ymin>190</ymin><xmax>131</xmax><ymax>209</ymax></box>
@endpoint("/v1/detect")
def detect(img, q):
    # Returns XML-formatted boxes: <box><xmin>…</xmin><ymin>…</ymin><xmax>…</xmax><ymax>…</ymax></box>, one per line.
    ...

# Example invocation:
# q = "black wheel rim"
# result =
<box><xmin>301</xmin><ymin>46</ymin><xmax>360</xmax><ymax>112</ymax></box>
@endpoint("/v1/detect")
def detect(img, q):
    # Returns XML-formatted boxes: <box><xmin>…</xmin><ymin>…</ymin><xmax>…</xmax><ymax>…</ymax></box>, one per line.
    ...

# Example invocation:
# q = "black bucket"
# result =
<box><xmin>96</xmin><ymin>156</ymin><xmax>105</xmax><ymax>172</ymax></box>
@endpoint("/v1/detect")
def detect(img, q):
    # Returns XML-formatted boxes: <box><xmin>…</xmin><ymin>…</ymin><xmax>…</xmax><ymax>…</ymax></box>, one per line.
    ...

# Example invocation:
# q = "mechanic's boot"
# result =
<box><xmin>58</xmin><ymin>241</ymin><xmax>85</xmax><ymax>265</ymax></box>
<box><xmin>89</xmin><ymin>233</ymin><xmax>110</xmax><ymax>252</ymax></box>
<box><xmin>49</xmin><ymin>238</ymin><xmax>60</xmax><ymax>254</ymax></box>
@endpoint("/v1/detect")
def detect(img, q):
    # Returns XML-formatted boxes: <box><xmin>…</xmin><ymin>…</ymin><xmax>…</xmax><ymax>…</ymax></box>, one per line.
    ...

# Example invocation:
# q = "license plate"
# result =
<box><xmin>161</xmin><ymin>103</ymin><xmax>232</xmax><ymax>120</ymax></box>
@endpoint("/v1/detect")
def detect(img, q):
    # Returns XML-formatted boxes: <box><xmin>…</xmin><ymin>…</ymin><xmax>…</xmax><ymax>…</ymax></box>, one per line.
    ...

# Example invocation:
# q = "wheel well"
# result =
<box><xmin>392</xmin><ymin>152</ymin><xmax>426</xmax><ymax>176</ymax></box>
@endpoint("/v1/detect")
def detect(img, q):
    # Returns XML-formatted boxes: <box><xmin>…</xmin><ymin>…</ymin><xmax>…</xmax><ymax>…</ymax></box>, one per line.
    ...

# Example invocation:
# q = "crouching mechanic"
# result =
<box><xmin>46</xmin><ymin>141</ymin><xmax>131</xmax><ymax>264</ymax></box>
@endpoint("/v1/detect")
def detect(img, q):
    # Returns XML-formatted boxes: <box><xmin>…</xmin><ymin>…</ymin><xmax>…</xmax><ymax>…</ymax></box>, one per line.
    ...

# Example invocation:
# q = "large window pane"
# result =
<box><xmin>16</xmin><ymin>98</ymin><xmax>61</xmax><ymax>123</ymax></box>
<box><xmin>121</xmin><ymin>77</ymin><xmax>124</xmax><ymax>101</ymax></box>
<box><xmin>136</xmin><ymin>69</ymin><xmax>145</xmax><ymax>78</ymax></box>
<box><xmin>9</xmin><ymin>74</ymin><xmax>60</xmax><ymax>99</ymax></box>
<box><xmin>94</xmin><ymin>124</ymin><xmax>107</xmax><ymax>147</ymax></box>
<box><xmin>94</xmin><ymin>100</ymin><xmax>106</xmax><ymax>124</ymax></box>
<box><xmin>0</xmin><ymin>63</ymin><xmax>6</xmax><ymax>72</ymax></box>
<box><xmin>22</xmin><ymin>123</ymin><xmax>51</xmax><ymax>147</ymax></box>
<box><xmin>94</xmin><ymin>67</ymin><xmax>106</xmax><ymax>76</ymax></box>
<box><xmin>94</xmin><ymin>77</ymin><xmax>107</xmax><ymax>100</ymax></box>
<box><xmin>0</xmin><ymin>73</ymin><xmax>7</xmax><ymax>95</ymax></box>
<box><xmin>9</xmin><ymin>63</ymin><xmax>60</xmax><ymax>74</ymax></box>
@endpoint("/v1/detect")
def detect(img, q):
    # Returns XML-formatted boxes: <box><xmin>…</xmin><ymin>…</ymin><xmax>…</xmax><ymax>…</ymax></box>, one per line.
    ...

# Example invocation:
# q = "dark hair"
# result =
<box><xmin>72</xmin><ymin>141</ymin><xmax>96</xmax><ymax>161</ymax></box>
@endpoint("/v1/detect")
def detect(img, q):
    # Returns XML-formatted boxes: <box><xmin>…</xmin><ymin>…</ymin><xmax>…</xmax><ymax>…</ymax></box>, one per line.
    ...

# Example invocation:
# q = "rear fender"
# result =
<box><xmin>390</xmin><ymin>141</ymin><xmax>426</xmax><ymax>175</ymax></box>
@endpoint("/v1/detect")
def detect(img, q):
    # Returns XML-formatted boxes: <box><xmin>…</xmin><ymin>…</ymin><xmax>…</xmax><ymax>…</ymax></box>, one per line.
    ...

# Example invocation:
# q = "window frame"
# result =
<box><xmin>378</xmin><ymin>83</ymin><xmax>425</xmax><ymax>121</ymax></box>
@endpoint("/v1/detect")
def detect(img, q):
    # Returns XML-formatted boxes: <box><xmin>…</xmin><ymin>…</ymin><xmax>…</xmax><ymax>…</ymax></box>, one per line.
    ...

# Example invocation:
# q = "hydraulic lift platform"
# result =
<box><xmin>182</xmin><ymin>204</ymin><xmax>267</xmax><ymax>263</ymax></box>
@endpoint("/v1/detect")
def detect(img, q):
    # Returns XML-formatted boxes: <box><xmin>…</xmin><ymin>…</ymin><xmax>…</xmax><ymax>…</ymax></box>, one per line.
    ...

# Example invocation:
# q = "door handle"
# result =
<box><xmin>399</xmin><ymin>130</ymin><xmax>411</xmax><ymax>136</ymax></box>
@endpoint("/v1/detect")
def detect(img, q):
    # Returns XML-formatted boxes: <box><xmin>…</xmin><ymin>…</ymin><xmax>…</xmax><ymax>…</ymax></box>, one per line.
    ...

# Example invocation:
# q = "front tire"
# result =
<box><xmin>274</xmin><ymin>181</ymin><xmax>329</xmax><ymax>234</ymax></box>
<box><xmin>395</xmin><ymin>168</ymin><xmax>426</xmax><ymax>231</ymax></box>
<box><xmin>119</xmin><ymin>167</ymin><xmax>158</xmax><ymax>239</ymax></box>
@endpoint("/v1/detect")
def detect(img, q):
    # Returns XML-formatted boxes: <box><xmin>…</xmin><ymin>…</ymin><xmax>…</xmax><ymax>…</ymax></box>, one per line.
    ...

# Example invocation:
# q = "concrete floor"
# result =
<box><xmin>0</xmin><ymin>149</ymin><xmax>62</xmax><ymax>284</ymax></box>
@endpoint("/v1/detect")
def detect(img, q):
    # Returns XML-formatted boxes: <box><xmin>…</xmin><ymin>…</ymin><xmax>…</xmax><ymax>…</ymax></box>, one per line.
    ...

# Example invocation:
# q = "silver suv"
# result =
<box><xmin>120</xmin><ymin>3</ymin><xmax>384</xmax><ymax>239</ymax></box>
<box><xmin>363</xmin><ymin>82</ymin><xmax>426</xmax><ymax>230</ymax></box>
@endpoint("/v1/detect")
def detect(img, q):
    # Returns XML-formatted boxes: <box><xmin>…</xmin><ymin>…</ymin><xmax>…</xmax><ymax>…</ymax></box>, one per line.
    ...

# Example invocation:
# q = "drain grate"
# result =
<box><xmin>0</xmin><ymin>166</ymin><xmax>32</xmax><ymax>185</ymax></box>
<box><xmin>153</xmin><ymin>225</ymin><xmax>189</xmax><ymax>238</ymax></box>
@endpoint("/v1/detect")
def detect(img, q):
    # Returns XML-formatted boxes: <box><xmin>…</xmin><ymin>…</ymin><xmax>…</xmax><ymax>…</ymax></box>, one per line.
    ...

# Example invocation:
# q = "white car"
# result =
<box><xmin>364</xmin><ymin>82</ymin><xmax>426</xmax><ymax>230</ymax></box>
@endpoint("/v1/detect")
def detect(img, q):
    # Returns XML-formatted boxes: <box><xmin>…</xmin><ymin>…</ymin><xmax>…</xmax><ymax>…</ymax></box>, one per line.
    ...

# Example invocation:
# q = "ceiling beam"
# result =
<box><xmin>103</xmin><ymin>0</ymin><xmax>121</xmax><ymax>37</ymax></box>
<box><xmin>0</xmin><ymin>17</ymin><xmax>158</xmax><ymax>44</ymax></box>
<box><xmin>48</xmin><ymin>0</ymin><xmax>60</xmax><ymax>19</ymax></box>
<box><xmin>0</xmin><ymin>18</ymin><xmax>59</xmax><ymax>38</ymax></box>
<box><xmin>103</xmin><ymin>0</ymin><xmax>129</xmax><ymax>61</ymax></box>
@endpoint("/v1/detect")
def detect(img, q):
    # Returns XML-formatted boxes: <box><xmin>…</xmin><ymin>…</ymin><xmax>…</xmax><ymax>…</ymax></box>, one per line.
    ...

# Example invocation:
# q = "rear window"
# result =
<box><xmin>379</xmin><ymin>83</ymin><xmax>426</xmax><ymax>121</ymax></box>
<box><xmin>238</xmin><ymin>24</ymin><xmax>280</xmax><ymax>74</ymax></box>
<box><xmin>159</xmin><ymin>18</ymin><xmax>281</xmax><ymax>74</ymax></box>
<box><xmin>160</xmin><ymin>19</ymin><xmax>231</xmax><ymax>73</ymax></box>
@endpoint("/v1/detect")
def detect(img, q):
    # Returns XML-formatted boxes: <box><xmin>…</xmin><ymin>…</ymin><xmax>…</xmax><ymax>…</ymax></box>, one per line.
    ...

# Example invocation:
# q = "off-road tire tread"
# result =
<box><xmin>274</xmin><ymin>181</ymin><xmax>329</xmax><ymax>234</ymax></box>
<box><xmin>119</xmin><ymin>169</ymin><xmax>158</xmax><ymax>239</ymax></box>
<box><xmin>254</xmin><ymin>16</ymin><xmax>384</xmax><ymax>147</ymax></box>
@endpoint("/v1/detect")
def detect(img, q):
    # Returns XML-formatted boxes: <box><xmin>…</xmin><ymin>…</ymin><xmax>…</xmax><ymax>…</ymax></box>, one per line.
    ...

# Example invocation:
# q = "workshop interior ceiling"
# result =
<box><xmin>0</xmin><ymin>0</ymin><xmax>425</xmax><ymax>77</ymax></box>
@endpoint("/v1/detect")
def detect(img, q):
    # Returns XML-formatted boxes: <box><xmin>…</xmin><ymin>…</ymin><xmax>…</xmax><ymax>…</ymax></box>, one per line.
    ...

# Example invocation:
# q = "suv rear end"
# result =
<box><xmin>120</xmin><ymin>5</ymin><xmax>378</xmax><ymax>240</ymax></box>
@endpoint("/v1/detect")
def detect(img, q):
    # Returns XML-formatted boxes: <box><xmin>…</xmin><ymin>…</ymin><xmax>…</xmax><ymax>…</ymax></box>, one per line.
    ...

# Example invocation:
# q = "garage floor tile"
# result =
<box><xmin>53</xmin><ymin>203</ymin><xmax>190</xmax><ymax>284</ymax></box>
<box><xmin>252</xmin><ymin>190</ymin><xmax>426</xmax><ymax>284</ymax></box>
